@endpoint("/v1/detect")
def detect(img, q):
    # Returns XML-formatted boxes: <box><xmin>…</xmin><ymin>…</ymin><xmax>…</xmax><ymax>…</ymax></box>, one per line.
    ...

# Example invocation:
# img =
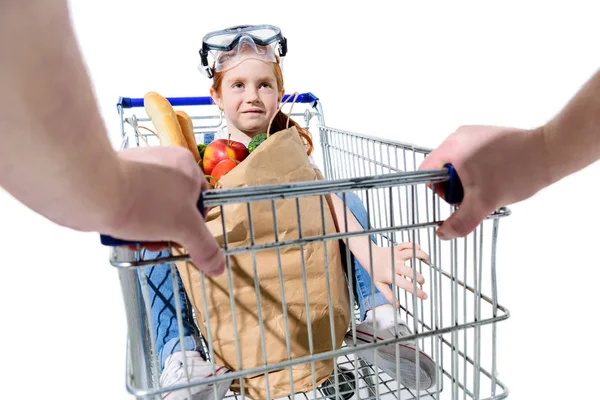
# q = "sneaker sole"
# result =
<box><xmin>318</xmin><ymin>368</ymin><xmax>356</xmax><ymax>400</ymax></box>
<box><xmin>344</xmin><ymin>330</ymin><xmax>437</xmax><ymax>391</ymax></box>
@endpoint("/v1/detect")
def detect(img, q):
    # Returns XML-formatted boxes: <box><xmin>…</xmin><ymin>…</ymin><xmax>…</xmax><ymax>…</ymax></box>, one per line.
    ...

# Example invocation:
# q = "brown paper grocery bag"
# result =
<box><xmin>175</xmin><ymin>127</ymin><xmax>351</xmax><ymax>399</ymax></box>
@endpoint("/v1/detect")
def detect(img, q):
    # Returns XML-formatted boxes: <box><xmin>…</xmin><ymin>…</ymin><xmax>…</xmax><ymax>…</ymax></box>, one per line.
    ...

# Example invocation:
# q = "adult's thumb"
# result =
<box><xmin>418</xmin><ymin>151</ymin><xmax>451</xmax><ymax>199</ymax></box>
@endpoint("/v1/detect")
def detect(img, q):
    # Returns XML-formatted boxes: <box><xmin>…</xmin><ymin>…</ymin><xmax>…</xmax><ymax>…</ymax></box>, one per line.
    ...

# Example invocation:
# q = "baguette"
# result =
<box><xmin>175</xmin><ymin>110</ymin><xmax>201</xmax><ymax>163</ymax></box>
<box><xmin>143</xmin><ymin>91</ymin><xmax>188</xmax><ymax>148</ymax></box>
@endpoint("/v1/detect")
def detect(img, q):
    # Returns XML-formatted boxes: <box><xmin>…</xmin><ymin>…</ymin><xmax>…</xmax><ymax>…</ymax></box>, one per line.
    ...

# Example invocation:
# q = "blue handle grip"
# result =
<box><xmin>118</xmin><ymin>92</ymin><xmax>319</xmax><ymax>110</ymax></box>
<box><xmin>443</xmin><ymin>163</ymin><xmax>464</xmax><ymax>205</ymax></box>
<box><xmin>99</xmin><ymin>193</ymin><xmax>205</xmax><ymax>247</ymax></box>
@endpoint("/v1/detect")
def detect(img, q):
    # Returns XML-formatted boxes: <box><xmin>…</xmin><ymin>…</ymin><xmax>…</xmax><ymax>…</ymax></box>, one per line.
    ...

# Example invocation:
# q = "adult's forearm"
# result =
<box><xmin>0</xmin><ymin>1</ymin><xmax>125</xmax><ymax>232</ymax></box>
<box><xmin>543</xmin><ymin>69</ymin><xmax>600</xmax><ymax>185</ymax></box>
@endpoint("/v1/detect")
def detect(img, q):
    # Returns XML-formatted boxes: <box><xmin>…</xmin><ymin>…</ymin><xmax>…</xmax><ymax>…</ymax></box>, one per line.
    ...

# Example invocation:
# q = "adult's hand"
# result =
<box><xmin>111</xmin><ymin>146</ymin><xmax>225</xmax><ymax>276</ymax></box>
<box><xmin>419</xmin><ymin>125</ymin><xmax>548</xmax><ymax>240</ymax></box>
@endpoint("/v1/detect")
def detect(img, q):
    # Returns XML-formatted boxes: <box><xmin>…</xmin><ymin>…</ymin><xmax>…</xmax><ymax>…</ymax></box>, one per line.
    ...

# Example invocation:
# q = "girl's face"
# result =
<box><xmin>211</xmin><ymin>59</ymin><xmax>283</xmax><ymax>137</ymax></box>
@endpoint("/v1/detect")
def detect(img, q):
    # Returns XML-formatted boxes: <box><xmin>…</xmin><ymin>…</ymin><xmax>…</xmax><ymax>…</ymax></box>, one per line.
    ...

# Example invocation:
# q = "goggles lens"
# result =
<box><xmin>199</xmin><ymin>24</ymin><xmax>286</xmax><ymax>78</ymax></box>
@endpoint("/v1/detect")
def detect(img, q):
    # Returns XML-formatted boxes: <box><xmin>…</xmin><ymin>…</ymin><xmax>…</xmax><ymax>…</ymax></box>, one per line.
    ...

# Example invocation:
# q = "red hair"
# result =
<box><xmin>211</xmin><ymin>61</ymin><xmax>313</xmax><ymax>156</ymax></box>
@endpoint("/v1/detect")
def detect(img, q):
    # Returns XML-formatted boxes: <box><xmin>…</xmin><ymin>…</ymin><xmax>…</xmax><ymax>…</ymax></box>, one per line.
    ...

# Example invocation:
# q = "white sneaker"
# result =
<box><xmin>344</xmin><ymin>307</ymin><xmax>437</xmax><ymax>391</ymax></box>
<box><xmin>160</xmin><ymin>351</ymin><xmax>232</xmax><ymax>400</ymax></box>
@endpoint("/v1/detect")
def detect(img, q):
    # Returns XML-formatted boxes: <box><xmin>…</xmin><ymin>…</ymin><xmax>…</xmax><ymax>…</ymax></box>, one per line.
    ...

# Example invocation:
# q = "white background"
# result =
<box><xmin>1</xmin><ymin>1</ymin><xmax>599</xmax><ymax>399</ymax></box>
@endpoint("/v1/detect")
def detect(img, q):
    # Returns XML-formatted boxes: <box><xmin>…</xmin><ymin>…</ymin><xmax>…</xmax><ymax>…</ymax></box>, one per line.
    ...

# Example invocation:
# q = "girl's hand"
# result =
<box><xmin>368</xmin><ymin>243</ymin><xmax>430</xmax><ymax>305</ymax></box>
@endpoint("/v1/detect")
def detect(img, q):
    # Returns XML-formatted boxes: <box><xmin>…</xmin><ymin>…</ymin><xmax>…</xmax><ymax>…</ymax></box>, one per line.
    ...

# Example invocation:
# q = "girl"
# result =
<box><xmin>148</xmin><ymin>25</ymin><xmax>437</xmax><ymax>400</ymax></box>
<box><xmin>205</xmin><ymin>25</ymin><xmax>437</xmax><ymax>391</ymax></box>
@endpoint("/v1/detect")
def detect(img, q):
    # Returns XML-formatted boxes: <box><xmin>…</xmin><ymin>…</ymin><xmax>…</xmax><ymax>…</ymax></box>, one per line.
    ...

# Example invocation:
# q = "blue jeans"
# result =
<box><xmin>336</xmin><ymin>192</ymin><xmax>388</xmax><ymax>321</ymax></box>
<box><xmin>138</xmin><ymin>249</ymin><xmax>202</xmax><ymax>370</ymax></box>
<box><xmin>142</xmin><ymin>192</ymin><xmax>386</xmax><ymax>369</ymax></box>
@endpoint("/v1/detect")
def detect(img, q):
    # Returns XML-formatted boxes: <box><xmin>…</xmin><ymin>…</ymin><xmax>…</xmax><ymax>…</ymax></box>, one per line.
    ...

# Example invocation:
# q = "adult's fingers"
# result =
<box><xmin>436</xmin><ymin>191</ymin><xmax>493</xmax><ymax>240</ymax></box>
<box><xmin>177</xmin><ymin>206</ymin><xmax>225</xmax><ymax>276</ymax></box>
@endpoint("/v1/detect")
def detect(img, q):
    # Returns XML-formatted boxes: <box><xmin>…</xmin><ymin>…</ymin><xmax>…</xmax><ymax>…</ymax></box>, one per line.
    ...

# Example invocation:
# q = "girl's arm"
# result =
<box><xmin>314</xmin><ymin>169</ymin><xmax>428</xmax><ymax>302</ymax></box>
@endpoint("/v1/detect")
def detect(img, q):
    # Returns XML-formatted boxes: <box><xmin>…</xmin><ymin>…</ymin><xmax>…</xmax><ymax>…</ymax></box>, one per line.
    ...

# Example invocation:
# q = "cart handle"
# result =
<box><xmin>99</xmin><ymin>165</ymin><xmax>464</xmax><ymax>247</ymax></box>
<box><xmin>117</xmin><ymin>92</ymin><xmax>319</xmax><ymax>110</ymax></box>
<box><xmin>444</xmin><ymin>163</ymin><xmax>464</xmax><ymax>205</ymax></box>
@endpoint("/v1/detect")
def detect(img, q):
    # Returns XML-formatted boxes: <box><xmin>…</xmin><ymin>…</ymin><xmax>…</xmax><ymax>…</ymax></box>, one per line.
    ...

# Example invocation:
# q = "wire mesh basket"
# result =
<box><xmin>106</xmin><ymin>93</ymin><xmax>510</xmax><ymax>400</ymax></box>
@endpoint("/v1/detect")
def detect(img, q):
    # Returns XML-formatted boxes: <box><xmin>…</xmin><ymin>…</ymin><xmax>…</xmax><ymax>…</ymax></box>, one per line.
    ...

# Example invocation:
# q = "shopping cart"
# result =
<box><xmin>105</xmin><ymin>93</ymin><xmax>511</xmax><ymax>400</ymax></box>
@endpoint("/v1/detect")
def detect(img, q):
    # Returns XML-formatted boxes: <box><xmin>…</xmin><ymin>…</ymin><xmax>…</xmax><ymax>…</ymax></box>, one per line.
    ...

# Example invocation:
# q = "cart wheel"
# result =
<box><xmin>318</xmin><ymin>366</ymin><xmax>356</xmax><ymax>400</ymax></box>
